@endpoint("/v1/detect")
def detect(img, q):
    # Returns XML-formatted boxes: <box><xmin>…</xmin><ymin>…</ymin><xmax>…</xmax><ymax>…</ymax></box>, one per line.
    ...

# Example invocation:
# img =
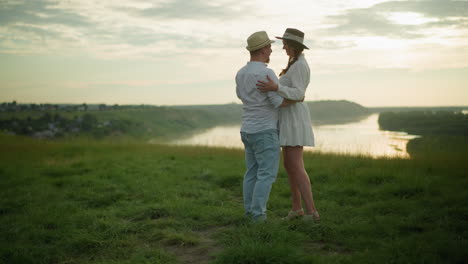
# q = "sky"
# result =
<box><xmin>1</xmin><ymin>0</ymin><xmax>467</xmax><ymax>107</ymax></box>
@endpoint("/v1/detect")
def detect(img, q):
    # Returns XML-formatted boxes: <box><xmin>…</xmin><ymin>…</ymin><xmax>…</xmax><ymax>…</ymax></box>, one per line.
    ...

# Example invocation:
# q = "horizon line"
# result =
<box><xmin>1</xmin><ymin>100</ymin><xmax>467</xmax><ymax>109</ymax></box>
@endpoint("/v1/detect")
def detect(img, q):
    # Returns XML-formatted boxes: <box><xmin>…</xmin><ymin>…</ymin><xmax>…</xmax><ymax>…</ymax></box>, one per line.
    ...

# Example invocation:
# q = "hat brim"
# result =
<box><xmin>246</xmin><ymin>40</ymin><xmax>275</xmax><ymax>51</ymax></box>
<box><xmin>275</xmin><ymin>37</ymin><xmax>309</xmax><ymax>49</ymax></box>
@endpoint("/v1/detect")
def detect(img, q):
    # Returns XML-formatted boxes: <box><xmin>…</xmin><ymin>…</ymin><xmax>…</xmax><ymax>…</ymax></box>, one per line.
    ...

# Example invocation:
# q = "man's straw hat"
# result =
<box><xmin>246</xmin><ymin>31</ymin><xmax>275</xmax><ymax>51</ymax></box>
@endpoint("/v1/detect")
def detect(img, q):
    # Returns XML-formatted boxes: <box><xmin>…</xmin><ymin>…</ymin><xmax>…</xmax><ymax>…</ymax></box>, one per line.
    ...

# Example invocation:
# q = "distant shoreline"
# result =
<box><xmin>2</xmin><ymin>101</ymin><xmax>467</xmax><ymax>109</ymax></box>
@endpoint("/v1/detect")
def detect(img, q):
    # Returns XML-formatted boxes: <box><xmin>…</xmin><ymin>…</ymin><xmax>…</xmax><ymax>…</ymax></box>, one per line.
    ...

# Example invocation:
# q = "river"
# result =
<box><xmin>168</xmin><ymin>114</ymin><xmax>420</xmax><ymax>158</ymax></box>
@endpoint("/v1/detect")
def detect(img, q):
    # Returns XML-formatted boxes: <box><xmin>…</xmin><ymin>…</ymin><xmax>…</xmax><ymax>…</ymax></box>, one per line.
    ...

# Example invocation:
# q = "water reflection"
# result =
<box><xmin>169</xmin><ymin>114</ymin><xmax>419</xmax><ymax>158</ymax></box>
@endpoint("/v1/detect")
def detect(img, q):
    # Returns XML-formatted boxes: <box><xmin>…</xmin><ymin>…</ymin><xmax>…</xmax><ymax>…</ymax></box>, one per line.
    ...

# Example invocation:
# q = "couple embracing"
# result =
<box><xmin>236</xmin><ymin>28</ymin><xmax>320</xmax><ymax>222</ymax></box>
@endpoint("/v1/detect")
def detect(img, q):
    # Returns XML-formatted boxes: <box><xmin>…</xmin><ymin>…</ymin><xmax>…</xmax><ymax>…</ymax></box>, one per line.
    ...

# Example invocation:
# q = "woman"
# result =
<box><xmin>257</xmin><ymin>28</ymin><xmax>320</xmax><ymax>221</ymax></box>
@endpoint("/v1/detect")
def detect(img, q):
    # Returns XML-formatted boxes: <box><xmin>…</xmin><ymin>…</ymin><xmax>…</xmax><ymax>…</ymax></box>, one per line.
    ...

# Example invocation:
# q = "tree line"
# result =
<box><xmin>0</xmin><ymin>101</ymin><xmax>151</xmax><ymax>112</ymax></box>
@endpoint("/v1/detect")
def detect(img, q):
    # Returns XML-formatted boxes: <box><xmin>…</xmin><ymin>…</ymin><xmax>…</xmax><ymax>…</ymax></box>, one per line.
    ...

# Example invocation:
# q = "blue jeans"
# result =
<box><xmin>241</xmin><ymin>129</ymin><xmax>280</xmax><ymax>221</ymax></box>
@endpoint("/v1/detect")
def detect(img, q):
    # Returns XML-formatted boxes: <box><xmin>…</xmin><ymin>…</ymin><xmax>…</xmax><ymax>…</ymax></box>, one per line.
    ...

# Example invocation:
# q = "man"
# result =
<box><xmin>236</xmin><ymin>31</ymin><xmax>296</xmax><ymax>221</ymax></box>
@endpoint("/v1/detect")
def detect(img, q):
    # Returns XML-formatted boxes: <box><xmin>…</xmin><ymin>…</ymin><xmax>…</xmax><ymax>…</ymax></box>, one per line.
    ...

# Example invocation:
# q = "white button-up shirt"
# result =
<box><xmin>236</xmin><ymin>61</ymin><xmax>283</xmax><ymax>133</ymax></box>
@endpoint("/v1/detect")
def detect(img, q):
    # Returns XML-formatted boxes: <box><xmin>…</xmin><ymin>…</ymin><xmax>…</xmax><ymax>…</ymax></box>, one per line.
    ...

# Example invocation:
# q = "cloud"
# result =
<box><xmin>313</xmin><ymin>40</ymin><xmax>357</xmax><ymax>50</ymax></box>
<box><xmin>0</xmin><ymin>0</ymin><xmax>91</xmax><ymax>27</ymax></box>
<box><xmin>119</xmin><ymin>0</ymin><xmax>253</xmax><ymax>20</ymax></box>
<box><xmin>326</xmin><ymin>8</ymin><xmax>424</xmax><ymax>38</ymax></box>
<box><xmin>374</xmin><ymin>0</ymin><xmax>468</xmax><ymax>19</ymax></box>
<box><xmin>0</xmin><ymin>0</ymin><xmax>248</xmax><ymax>57</ymax></box>
<box><xmin>2</xmin><ymin>0</ymin><xmax>466</xmax><ymax>61</ymax></box>
<box><xmin>0</xmin><ymin>0</ymin><xmax>95</xmax><ymax>54</ymax></box>
<box><xmin>325</xmin><ymin>0</ymin><xmax>468</xmax><ymax>38</ymax></box>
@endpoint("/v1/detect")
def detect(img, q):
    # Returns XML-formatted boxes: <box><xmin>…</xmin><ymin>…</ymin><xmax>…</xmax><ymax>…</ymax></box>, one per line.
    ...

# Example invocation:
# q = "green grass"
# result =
<box><xmin>1</xmin><ymin>134</ymin><xmax>467</xmax><ymax>264</ymax></box>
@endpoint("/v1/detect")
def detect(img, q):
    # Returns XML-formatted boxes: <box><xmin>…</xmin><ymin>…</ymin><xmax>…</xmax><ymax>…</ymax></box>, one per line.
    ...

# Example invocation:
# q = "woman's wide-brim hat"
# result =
<box><xmin>276</xmin><ymin>28</ymin><xmax>309</xmax><ymax>49</ymax></box>
<box><xmin>246</xmin><ymin>31</ymin><xmax>275</xmax><ymax>51</ymax></box>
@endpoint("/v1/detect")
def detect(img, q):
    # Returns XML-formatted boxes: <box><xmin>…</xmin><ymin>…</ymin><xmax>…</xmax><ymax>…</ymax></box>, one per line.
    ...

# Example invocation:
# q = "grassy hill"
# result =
<box><xmin>378</xmin><ymin>111</ymin><xmax>468</xmax><ymax>137</ymax></box>
<box><xmin>1</xmin><ymin>134</ymin><xmax>466</xmax><ymax>263</ymax></box>
<box><xmin>377</xmin><ymin>110</ymin><xmax>468</xmax><ymax>159</ymax></box>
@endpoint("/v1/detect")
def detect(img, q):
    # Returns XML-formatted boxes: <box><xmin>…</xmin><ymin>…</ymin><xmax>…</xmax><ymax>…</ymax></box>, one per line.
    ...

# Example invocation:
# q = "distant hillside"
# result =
<box><xmin>369</xmin><ymin>106</ymin><xmax>467</xmax><ymax>113</ymax></box>
<box><xmin>0</xmin><ymin>100</ymin><xmax>370</xmax><ymax>140</ymax></box>
<box><xmin>172</xmin><ymin>103</ymin><xmax>243</xmax><ymax>124</ymax></box>
<box><xmin>0</xmin><ymin>107</ymin><xmax>240</xmax><ymax>140</ymax></box>
<box><xmin>307</xmin><ymin>100</ymin><xmax>370</xmax><ymax>125</ymax></box>
<box><xmin>378</xmin><ymin>111</ymin><xmax>468</xmax><ymax>136</ymax></box>
<box><xmin>174</xmin><ymin>100</ymin><xmax>370</xmax><ymax>125</ymax></box>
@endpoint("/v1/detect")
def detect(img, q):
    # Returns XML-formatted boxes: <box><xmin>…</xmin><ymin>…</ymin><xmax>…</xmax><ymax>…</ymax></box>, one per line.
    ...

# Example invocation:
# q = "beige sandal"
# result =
<box><xmin>282</xmin><ymin>209</ymin><xmax>304</xmax><ymax>220</ymax></box>
<box><xmin>302</xmin><ymin>211</ymin><xmax>320</xmax><ymax>222</ymax></box>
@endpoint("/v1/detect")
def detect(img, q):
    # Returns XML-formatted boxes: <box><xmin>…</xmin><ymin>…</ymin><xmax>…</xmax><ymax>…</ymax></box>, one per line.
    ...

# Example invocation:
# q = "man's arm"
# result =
<box><xmin>257</xmin><ymin>64</ymin><xmax>309</xmax><ymax>101</ymax></box>
<box><xmin>264</xmin><ymin>69</ymin><xmax>305</xmax><ymax>108</ymax></box>
<box><xmin>264</xmin><ymin>70</ymin><xmax>283</xmax><ymax>108</ymax></box>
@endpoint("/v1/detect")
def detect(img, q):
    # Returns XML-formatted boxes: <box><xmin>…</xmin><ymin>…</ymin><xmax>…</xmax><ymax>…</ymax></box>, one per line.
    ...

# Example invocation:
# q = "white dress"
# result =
<box><xmin>277</xmin><ymin>54</ymin><xmax>315</xmax><ymax>147</ymax></box>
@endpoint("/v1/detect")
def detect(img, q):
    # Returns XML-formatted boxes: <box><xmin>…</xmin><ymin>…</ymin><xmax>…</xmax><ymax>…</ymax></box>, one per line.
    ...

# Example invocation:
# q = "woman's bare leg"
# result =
<box><xmin>283</xmin><ymin>146</ymin><xmax>317</xmax><ymax>214</ymax></box>
<box><xmin>283</xmin><ymin>147</ymin><xmax>302</xmax><ymax>211</ymax></box>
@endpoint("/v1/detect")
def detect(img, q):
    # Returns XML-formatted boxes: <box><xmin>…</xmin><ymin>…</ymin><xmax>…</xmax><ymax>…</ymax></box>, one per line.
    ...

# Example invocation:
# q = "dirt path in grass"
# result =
<box><xmin>164</xmin><ymin>226</ymin><xmax>224</xmax><ymax>264</ymax></box>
